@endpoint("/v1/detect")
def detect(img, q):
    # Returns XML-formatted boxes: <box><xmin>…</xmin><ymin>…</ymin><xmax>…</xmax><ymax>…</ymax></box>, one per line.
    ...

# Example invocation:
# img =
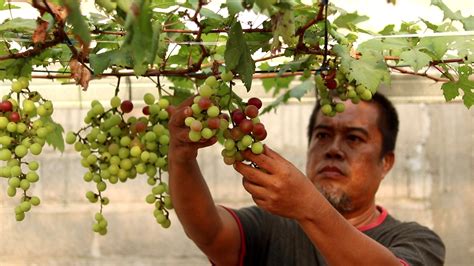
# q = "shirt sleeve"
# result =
<box><xmin>387</xmin><ymin>222</ymin><xmax>445</xmax><ymax>266</ymax></box>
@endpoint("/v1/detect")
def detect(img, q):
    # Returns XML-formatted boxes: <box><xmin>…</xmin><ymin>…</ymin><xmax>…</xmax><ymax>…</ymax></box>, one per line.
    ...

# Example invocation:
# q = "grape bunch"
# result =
<box><xmin>66</xmin><ymin>93</ymin><xmax>173</xmax><ymax>234</ymax></box>
<box><xmin>317</xmin><ymin>67</ymin><xmax>377</xmax><ymax>116</ymax></box>
<box><xmin>184</xmin><ymin>72</ymin><xmax>268</xmax><ymax>165</ymax></box>
<box><xmin>0</xmin><ymin>77</ymin><xmax>57</xmax><ymax>221</ymax></box>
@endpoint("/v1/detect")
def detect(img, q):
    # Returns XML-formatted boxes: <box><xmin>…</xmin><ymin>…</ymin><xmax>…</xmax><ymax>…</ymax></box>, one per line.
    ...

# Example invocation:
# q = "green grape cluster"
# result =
<box><xmin>1</xmin><ymin>77</ymin><xmax>56</xmax><ymax>221</ymax></box>
<box><xmin>185</xmin><ymin>72</ymin><xmax>268</xmax><ymax>165</ymax></box>
<box><xmin>65</xmin><ymin>93</ymin><xmax>173</xmax><ymax>234</ymax></box>
<box><xmin>317</xmin><ymin>67</ymin><xmax>377</xmax><ymax>116</ymax></box>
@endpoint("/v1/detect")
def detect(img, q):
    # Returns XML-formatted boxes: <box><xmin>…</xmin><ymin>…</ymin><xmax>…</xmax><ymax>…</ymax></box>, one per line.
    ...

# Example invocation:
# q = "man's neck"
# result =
<box><xmin>343</xmin><ymin>204</ymin><xmax>381</xmax><ymax>228</ymax></box>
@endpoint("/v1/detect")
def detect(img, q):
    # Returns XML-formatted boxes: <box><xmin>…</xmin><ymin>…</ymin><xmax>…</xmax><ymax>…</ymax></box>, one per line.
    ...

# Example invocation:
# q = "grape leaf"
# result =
<box><xmin>225</xmin><ymin>0</ymin><xmax>244</xmax><ymax>16</ymax></box>
<box><xmin>441</xmin><ymin>65</ymin><xmax>474</xmax><ymax>109</ymax></box>
<box><xmin>358</xmin><ymin>38</ymin><xmax>411</xmax><ymax>53</ymax></box>
<box><xmin>245</xmin><ymin>32</ymin><xmax>273</xmax><ymax>53</ymax></box>
<box><xmin>62</xmin><ymin>0</ymin><xmax>91</xmax><ymax>47</ymax></box>
<box><xmin>0</xmin><ymin>58</ymin><xmax>32</xmax><ymax>80</ymax></box>
<box><xmin>350</xmin><ymin>51</ymin><xmax>390</xmax><ymax>90</ymax></box>
<box><xmin>0</xmin><ymin>18</ymin><xmax>36</xmax><ymax>32</ymax></box>
<box><xmin>420</xmin><ymin>18</ymin><xmax>439</xmax><ymax>31</ymax></box>
<box><xmin>417</xmin><ymin>37</ymin><xmax>450</xmax><ymax>60</ymax></box>
<box><xmin>151</xmin><ymin>0</ymin><xmax>178</xmax><ymax>9</ymax></box>
<box><xmin>225</xmin><ymin>22</ymin><xmax>255</xmax><ymax>91</ymax></box>
<box><xmin>378</xmin><ymin>24</ymin><xmax>395</xmax><ymax>35</ymax></box>
<box><xmin>261</xmin><ymin>78</ymin><xmax>313</xmax><ymax>114</ymax></box>
<box><xmin>450</xmin><ymin>36</ymin><xmax>474</xmax><ymax>60</ymax></box>
<box><xmin>441</xmin><ymin>81</ymin><xmax>460</xmax><ymax>101</ymax></box>
<box><xmin>431</xmin><ymin>0</ymin><xmax>474</xmax><ymax>30</ymax></box>
<box><xmin>289</xmin><ymin>78</ymin><xmax>314</xmax><ymax>99</ymax></box>
<box><xmin>0</xmin><ymin>0</ymin><xmax>19</xmax><ymax>10</ymax></box>
<box><xmin>333</xmin><ymin>11</ymin><xmax>369</xmax><ymax>29</ymax></box>
<box><xmin>399</xmin><ymin>49</ymin><xmax>432</xmax><ymax>72</ymax></box>
<box><xmin>41</xmin><ymin>117</ymin><xmax>65</xmax><ymax>152</ymax></box>
<box><xmin>90</xmin><ymin>49</ymin><xmax>133</xmax><ymax>74</ymax></box>
<box><xmin>200</xmin><ymin>8</ymin><xmax>224</xmax><ymax>20</ymax></box>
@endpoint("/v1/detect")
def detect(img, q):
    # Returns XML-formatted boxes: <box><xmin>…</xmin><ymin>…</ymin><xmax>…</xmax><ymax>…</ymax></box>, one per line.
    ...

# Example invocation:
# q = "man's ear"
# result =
<box><xmin>381</xmin><ymin>152</ymin><xmax>395</xmax><ymax>178</ymax></box>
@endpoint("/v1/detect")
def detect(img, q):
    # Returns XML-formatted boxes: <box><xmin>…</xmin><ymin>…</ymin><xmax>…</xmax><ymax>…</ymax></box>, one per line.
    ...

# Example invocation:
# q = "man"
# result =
<box><xmin>167</xmin><ymin>92</ymin><xmax>445</xmax><ymax>265</ymax></box>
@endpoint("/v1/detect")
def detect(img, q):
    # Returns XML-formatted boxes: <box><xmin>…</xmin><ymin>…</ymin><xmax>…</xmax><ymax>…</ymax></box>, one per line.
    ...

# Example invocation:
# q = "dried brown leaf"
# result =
<box><xmin>32</xmin><ymin>19</ymin><xmax>49</xmax><ymax>44</ymax></box>
<box><xmin>69</xmin><ymin>59</ymin><xmax>91</xmax><ymax>90</ymax></box>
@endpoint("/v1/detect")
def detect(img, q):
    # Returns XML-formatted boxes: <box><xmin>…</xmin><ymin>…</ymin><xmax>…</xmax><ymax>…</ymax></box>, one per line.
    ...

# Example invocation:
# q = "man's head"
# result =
<box><xmin>305</xmin><ymin>93</ymin><xmax>399</xmax><ymax>215</ymax></box>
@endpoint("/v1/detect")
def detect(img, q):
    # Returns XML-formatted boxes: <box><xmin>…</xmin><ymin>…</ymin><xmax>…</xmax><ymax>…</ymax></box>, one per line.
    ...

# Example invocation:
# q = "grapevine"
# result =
<box><xmin>0</xmin><ymin>0</ymin><xmax>471</xmax><ymax>230</ymax></box>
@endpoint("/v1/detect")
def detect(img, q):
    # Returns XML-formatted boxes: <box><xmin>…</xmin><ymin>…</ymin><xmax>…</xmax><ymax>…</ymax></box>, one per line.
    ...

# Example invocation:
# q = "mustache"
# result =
<box><xmin>316</xmin><ymin>164</ymin><xmax>347</xmax><ymax>176</ymax></box>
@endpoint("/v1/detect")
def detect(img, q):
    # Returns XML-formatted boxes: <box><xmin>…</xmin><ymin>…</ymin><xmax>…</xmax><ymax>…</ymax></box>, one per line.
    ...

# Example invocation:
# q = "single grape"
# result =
<box><xmin>143</xmin><ymin>93</ymin><xmax>155</xmax><ymax>105</ymax></box>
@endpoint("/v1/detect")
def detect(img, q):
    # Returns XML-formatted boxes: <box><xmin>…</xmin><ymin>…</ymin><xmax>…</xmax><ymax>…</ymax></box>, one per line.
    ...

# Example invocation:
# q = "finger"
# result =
<box><xmin>234</xmin><ymin>161</ymin><xmax>271</xmax><ymax>186</ymax></box>
<box><xmin>176</xmin><ymin>95</ymin><xmax>196</xmax><ymax>109</ymax></box>
<box><xmin>240</xmin><ymin>149</ymin><xmax>275</xmax><ymax>174</ymax></box>
<box><xmin>262</xmin><ymin>145</ymin><xmax>283</xmax><ymax>160</ymax></box>
<box><xmin>169</xmin><ymin>105</ymin><xmax>193</xmax><ymax>127</ymax></box>
<box><xmin>252</xmin><ymin>197</ymin><xmax>268</xmax><ymax>209</ymax></box>
<box><xmin>195</xmin><ymin>137</ymin><xmax>218</xmax><ymax>148</ymax></box>
<box><xmin>242</xmin><ymin>178</ymin><xmax>267</xmax><ymax>199</ymax></box>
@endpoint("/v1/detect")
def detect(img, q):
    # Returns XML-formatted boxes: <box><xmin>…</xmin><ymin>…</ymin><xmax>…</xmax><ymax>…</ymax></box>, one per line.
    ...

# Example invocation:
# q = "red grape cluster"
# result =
<box><xmin>221</xmin><ymin>97</ymin><xmax>267</xmax><ymax>165</ymax></box>
<box><xmin>184</xmin><ymin>72</ymin><xmax>268</xmax><ymax>165</ymax></box>
<box><xmin>1</xmin><ymin>77</ymin><xmax>57</xmax><ymax>221</ymax></box>
<box><xmin>66</xmin><ymin>93</ymin><xmax>173</xmax><ymax>234</ymax></box>
<box><xmin>318</xmin><ymin>68</ymin><xmax>376</xmax><ymax>116</ymax></box>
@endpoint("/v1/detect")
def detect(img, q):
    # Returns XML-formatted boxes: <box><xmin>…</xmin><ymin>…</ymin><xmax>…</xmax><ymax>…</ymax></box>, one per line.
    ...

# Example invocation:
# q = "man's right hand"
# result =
<box><xmin>167</xmin><ymin>96</ymin><xmax>217</xmax><ymax>163</ymax></box>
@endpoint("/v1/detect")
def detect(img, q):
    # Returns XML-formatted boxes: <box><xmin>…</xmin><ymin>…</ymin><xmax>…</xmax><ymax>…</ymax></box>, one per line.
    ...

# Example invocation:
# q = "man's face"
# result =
<box><xmin>306</xmin><ymin>101</ymin><xmax>393</xmax><ymax>214</ymax></box>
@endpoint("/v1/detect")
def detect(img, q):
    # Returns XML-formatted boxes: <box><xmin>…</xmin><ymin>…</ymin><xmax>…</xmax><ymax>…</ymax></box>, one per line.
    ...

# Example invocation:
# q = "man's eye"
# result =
<box><xmin>348</xmin><ymin>135</ymin><xmax>363</xmax><ymax>142</ymax></box>
<box><xmin>316</xmin><ymin>132</ymin><xmax>329</xmax><ymax>139</ymax></box>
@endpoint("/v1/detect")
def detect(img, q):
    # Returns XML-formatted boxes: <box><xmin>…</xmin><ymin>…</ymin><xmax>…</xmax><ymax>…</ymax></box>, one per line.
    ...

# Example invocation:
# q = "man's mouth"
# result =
<box><xmin>318</xmin><ymin>165</ymin><xmax>346</xmax><ymax>179</ymax></box>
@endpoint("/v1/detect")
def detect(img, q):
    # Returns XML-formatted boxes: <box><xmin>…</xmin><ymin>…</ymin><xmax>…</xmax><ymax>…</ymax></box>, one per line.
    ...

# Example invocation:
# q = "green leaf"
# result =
<box><xmin>200</xmin><ymin>8</ymin><xmax>224</xmax><ymax>20</ymax></box>
<box><xmin>431</xmin><ymin>0</ymin><xmax>474</xmax><ymax>30</ymax></box>
<box><xmin>417</xmin><ymin>37</ymin><xmax>450</xmax><ymax>60</ymax></box>
<box><xmin>450</xmin><ymin>36</ymin><xmax>474</xmax><ymax>60</ymax></box>
<box><xmin>431</xmin><ymin>0</ymin><xmax>463</xmax><ymax>20</ymax></box>
<box><xmin>378</xmin><ymin>24</ymin><xmax>395</xmax><ymax>35</ymax></box>
<box><xmin>0</xmin><ymin>18</ymin><xmax>36</xmax><ymax>32</ymax></box>
<box><xmin>90</xmin><ymin>49</ymin><xmax>133</xmax><ymax>75</ymax></box>
<box><xmin>0</xmin><ymin>0</ymin><xmax>19</xmax><ymax>10</ymax></box>
<box><xmin>333</xmin><ymin>12</ymin><xmax>369</xmax><ymax>29</ymax></box>
<box><xmin>358</xmin><ymin>38</ymin><xmax>411</xmax><ymax>54</ymax></box>
<box><xmin>261</xmin><ymin>78</ymin><xmax>311</xmax><ymax>114</ymax></box>
<box><xmin>62</xmin><ymin>0</ymin><xmax>91</xmax><ymax>46</ymax></box>
<box><xmin>440</xmin><ymin>65</ymin><xmax>474</xmax><ymax>108</ymax></box>
<box><xmin>226</xmin><ymin>0</ymin><xmax>244</xmax><ymax>16</ymax></box>
<box><xmin>41</xmin><ymin>117</ymin><xmax>65</xmax><ymax>152</ymax></box>
<box><xmin>289</xmin><ymin>78</ymin><xmax>314</xmax><ymax>99</ymax></box>
<box><xmin>225</xmin><ymin>22</ymin><xmax>255</xmax><ymax>91</ymax></box>
<box><xmin>441</xmin><ymin>81</ymin><xmax>460</xmax><ymax>101</ymax></box>
<box><xmin>245</xmin><ymin>32</ymin><xmax>273</xmax><ymax>53</ymax></box>
<box><xmin>420</xmin><ymin>18</ymin><xmax>439</xmax><ymax>31</ymax></box>
<box><xmin>167</xmin><ymin>86</ymin><xmax>194</xmax><ymax>106</ymax></box>
<box><xmin>224</xmin><ymin>23</ymin><xmax>243</xmax><ymax>70</ymax></box>
<box><xmin>461</xmin><ymin>16</ymin><xmax>474</xmax><ymax>31</ymax></box>
<box><xmin>399</xmin><ymin>49</ymin><xmax>432</xmax><ymax>72</ymax></box>
<box><xmin>349</xmin><ymin>51</ymin><xmax>390</xmax><ymax>90</ymax></box>
<box><xmin>0</xmin><ymin>58</ymin><xmax>32</xmax><ymax>80</ymax></box>
<box><xmin>462</xmin><ymin>88</ymin><xmax>474</xmax><ymax>108</ymax></box>
<box><xmin>151</xmin><ymin>0</ymin><xmax>178</xmax><ymax>9</ymax></box>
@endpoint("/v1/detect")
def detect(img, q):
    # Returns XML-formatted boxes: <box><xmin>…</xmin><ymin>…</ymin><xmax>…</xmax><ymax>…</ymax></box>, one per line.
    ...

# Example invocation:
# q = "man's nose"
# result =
<box><xmin>325</xmin><ymin>137</ymin><xmax>344</xmax><ymax>160</ymax></box>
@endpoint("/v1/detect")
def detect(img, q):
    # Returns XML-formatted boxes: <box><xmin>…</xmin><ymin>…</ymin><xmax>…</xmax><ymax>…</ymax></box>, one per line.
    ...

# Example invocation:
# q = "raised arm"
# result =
<box><xmin>167</xmin><ymin>97</ymin><xmax>241</xmax><ymax>265</ymax></box>
<box><xmin>234</xmin><ymin>145</ymin><xmax>401</xmax><ymax>265</ymax></box>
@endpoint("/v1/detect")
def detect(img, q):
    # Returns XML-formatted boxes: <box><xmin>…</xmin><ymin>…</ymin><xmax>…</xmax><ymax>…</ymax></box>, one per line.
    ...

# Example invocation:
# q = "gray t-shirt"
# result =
<box><xmin>228</xmin><ymin>206</ymin><xmax>445</xmax><ymax>266</ymax></box>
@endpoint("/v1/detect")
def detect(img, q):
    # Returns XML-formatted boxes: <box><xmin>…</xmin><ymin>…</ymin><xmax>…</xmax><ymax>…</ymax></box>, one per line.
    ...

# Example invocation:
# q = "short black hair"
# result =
<box><xmin>307</xmin><ymin>92</ymin><xmax>399</xmax><ymax>157</ymax></box>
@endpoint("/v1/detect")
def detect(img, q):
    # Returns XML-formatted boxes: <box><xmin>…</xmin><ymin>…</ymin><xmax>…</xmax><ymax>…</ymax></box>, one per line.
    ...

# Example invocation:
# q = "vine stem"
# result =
<box><xmin>388</xmin><ymin>66</ymin><xmax>449</xmax><ymax>82</ymax></box>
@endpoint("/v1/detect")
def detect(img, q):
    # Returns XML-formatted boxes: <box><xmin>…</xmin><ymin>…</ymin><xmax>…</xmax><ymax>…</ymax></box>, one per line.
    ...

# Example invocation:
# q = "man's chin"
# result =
<box><xmin>316</xmin><ymin>185</ymin><xmax>354</xmax><ymax>213</ymax></box>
